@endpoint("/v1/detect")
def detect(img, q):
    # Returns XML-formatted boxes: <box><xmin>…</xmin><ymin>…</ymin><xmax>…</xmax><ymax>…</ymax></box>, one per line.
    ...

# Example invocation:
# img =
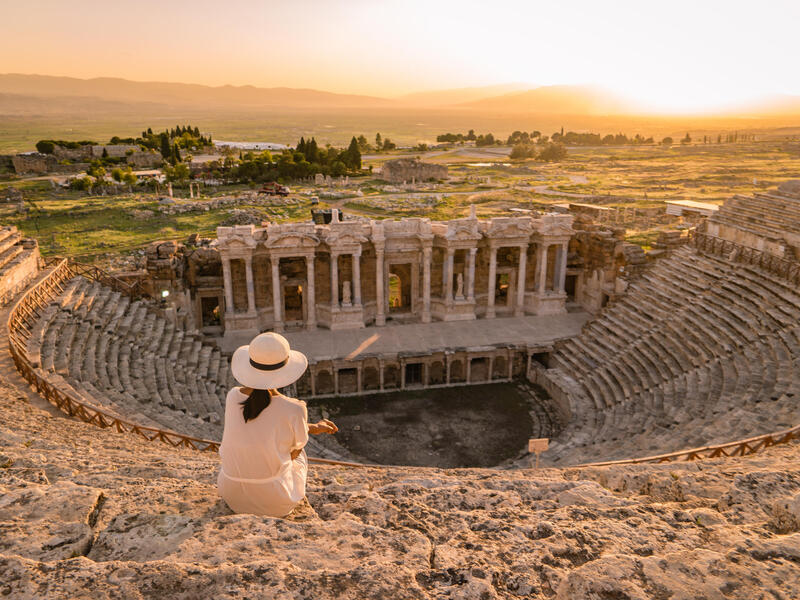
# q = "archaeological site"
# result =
<box><xmin>1</xmin><ymin>182</ymin><xmax>800</xmax><ymax>598</ymax></box>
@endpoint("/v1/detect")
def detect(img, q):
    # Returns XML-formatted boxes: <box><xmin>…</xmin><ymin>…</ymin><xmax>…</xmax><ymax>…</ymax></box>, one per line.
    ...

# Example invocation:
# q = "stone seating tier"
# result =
<box><xmin>545</xmin><ymin>245</ymin><xmax>800</xmax><ymax>465</ymax></box>
<box><xmin>708</xmin><ymin>193</ymin><xmax>800</xmax><ymax>240</ymax></box>
<box><xmin>24</xmin><ymin>275</ymin><xmax>347</xmax><ymax>461</ymax></box>
<box><xmin>29</xmin><ymin>276</ymin><xmax>230</xmax><ymax>440</ymax></box>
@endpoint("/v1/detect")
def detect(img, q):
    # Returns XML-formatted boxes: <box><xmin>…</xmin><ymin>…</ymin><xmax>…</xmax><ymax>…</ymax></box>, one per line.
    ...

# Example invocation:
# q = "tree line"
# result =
<box><xmin>190</xmin><ymin>136</ymin><xmax>365</xmax><ymax>184</ymax></box>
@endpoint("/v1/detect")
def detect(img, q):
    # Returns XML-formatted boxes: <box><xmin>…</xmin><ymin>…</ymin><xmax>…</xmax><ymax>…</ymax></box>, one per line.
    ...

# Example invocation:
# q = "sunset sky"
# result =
<box><xmin>1</xmin><ymin>0</ymin><xmax>798</xmax><ymax>112</ymax></box>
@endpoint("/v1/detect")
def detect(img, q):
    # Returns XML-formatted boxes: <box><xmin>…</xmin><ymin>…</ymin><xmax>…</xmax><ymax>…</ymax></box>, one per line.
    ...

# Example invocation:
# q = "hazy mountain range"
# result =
<box><xmin>1</xmin><ymin>73</ymin><xmax>799</xmax><ymax>120</ymax></box>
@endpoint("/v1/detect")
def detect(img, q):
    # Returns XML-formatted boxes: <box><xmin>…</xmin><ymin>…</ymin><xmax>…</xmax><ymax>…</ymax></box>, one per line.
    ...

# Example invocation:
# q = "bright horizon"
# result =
<box><xmin>1</xmin><ymin>0</ymin><xmax>798</xmax><ymax>113</ymax></box>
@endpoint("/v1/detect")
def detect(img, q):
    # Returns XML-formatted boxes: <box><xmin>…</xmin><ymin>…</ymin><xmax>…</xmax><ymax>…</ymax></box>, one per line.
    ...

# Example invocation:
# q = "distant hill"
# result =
<box><xmin>396</xmin><ymin>83</ymin><xmax>532</xmax><ymax>107</ymax></box>
<box><xmin>459</xmin><ymin>85</ymin><xmax>637</xmax><ymax>115</ymax></box>
<box><xmin>0</xmin><ymin>74</ymin><xmax>394</xmax><ymax>111</ymax></box>
<box><xmin>727</xmin><ymin>94</ymin><xmax>800</xmax><ymax>117</ymax></box>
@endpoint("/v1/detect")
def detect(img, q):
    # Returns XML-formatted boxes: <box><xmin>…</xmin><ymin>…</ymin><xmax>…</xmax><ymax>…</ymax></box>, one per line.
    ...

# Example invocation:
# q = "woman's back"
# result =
<box><xmin>219</xmin><ymin>388</ymin><xmax>308</xmax><ymax>482</ymax></box>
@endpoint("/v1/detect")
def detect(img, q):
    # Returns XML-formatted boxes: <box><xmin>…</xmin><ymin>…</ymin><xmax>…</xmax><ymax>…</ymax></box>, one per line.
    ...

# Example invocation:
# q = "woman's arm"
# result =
<box><xmin>308</xmin><ymin>418</ymin><xmax>338</xmax><ymax>435</ymax></box>
<box><xmin>290</xmin><ymin>420</ymin><xmax>337</xmax><ymax>460</ymax></box>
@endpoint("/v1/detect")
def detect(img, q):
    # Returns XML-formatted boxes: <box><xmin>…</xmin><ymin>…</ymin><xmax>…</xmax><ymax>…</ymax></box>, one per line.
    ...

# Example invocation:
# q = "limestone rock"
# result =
<box><xmin>1</xmin><ymin>376</ymin><xmax>799</xmax><ymax>598</ymax></box>
<box><xmin>0</xmin><ymin>481</ymin><xmax>104</xmax><ymax>561</ymax></box>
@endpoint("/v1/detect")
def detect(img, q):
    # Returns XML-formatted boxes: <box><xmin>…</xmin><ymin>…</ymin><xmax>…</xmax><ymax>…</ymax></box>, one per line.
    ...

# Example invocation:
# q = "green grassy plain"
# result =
<box><xmin>2</xmin><ymin>141</ymin><xmax>799</xmax><ymax>263</ymax></box>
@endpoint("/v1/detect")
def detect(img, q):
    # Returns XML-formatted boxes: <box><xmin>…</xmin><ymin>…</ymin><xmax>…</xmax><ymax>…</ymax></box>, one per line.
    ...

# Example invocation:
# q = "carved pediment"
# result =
<box><xmin>323</xmin><ymin>231</ymin><xmax>369</xmax><ymax>246</ymax></box>
<box><xmin>445</xmin><ymin>225</ymin><xmax>481</xmax><ymax>241</ymax></box>
<box><xmin>539</xmin><ymin>223</ymin><xmax>574</xmax><ymax>237</ymax></box>
<box><xmin>265</xmin><ymin>232</ymin><xmax>320</xmax><ymax>248</ymax></box>
<box><xmin>488</xmin><ymin>223</ymin><xmax>533</xmax><ymax>239</ymax></box>
<box><xmin>216</xmin><ymin>235</ymin><xmax>257</xmax><ymax>250</ymax></box>
<box><xmin>536</xmin><ymin>214</ymin><xmax>574</xmax><ymax>238</ymax></box>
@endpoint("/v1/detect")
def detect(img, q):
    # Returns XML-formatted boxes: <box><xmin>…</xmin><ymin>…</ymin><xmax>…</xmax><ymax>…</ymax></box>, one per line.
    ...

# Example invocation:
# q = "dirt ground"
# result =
<box><xmin>316</xmin><ymin>383</ymin><xmax>533</xmax><ymax>468</ymax></box>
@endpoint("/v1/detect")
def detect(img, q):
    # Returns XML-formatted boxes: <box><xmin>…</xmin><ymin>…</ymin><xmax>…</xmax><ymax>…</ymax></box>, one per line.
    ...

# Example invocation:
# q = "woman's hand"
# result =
<box><xmin>308</xmin><ymin>419</ymin><xmax>338</xmax><ymax>435</ymax></box>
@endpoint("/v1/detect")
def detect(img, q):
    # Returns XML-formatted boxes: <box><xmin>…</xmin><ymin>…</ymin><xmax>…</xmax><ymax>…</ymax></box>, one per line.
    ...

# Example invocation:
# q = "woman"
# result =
<box><xmin>218</xmin><ymin>332</ymin><xmax>337</xmax><ymax>517</ymax></box>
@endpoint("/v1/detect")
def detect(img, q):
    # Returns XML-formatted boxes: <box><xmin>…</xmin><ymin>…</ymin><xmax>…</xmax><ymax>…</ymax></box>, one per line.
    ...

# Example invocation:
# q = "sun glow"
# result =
<box><xmin>0</xmin><ymin>0</ymin><xmax>798</xmax><ymax>113</ymax></box>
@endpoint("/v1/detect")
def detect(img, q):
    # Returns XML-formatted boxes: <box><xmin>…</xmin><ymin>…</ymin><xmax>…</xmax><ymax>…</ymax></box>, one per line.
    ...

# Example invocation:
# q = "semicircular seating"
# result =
<box><xmin>27</xmin><ymin>276</ymin><xmax>233</xmax><ymax>441</ymax></box>
<box><xmin>544</xmin><ymin>244</ymin><xmax>800</xmax><ymax>465</ymax></box>
<box><xmin>24</xmin><ymin>274</ymin><xmax>349</xmax><ymax>461</ymax></box>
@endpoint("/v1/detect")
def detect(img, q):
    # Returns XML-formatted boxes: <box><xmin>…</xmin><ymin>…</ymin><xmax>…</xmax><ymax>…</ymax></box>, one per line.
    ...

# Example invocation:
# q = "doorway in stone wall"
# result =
<box><xmin>200</xmin><ymin>296</ymin><xmax>221</xmax><ymax>327</ymax></box>
<box><xmin>565</xmin><ymin>274</ymin><xmax>577</xmax><ymax>301</ymax></box>
<box><xmin>284</xmin><ymin>284</ymin><xmax>304</xmax><ymax>325</ymax></box>
<box><xmin>388</xmin><ymin>263</ymin><xmax>412</xmax><ymax>313</ymax></box>
<box><xmin>495</xmin><ymin>271</ymin><xmax>512</xmax><ymax>307</ymax></box>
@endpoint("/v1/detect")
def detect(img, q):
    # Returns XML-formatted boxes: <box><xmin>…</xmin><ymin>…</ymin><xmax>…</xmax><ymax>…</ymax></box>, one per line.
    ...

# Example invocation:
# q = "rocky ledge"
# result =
<box><xmin>1</xmin><ymin>376</ymin><xmax>799</xmax><ymax>599</ymax></box>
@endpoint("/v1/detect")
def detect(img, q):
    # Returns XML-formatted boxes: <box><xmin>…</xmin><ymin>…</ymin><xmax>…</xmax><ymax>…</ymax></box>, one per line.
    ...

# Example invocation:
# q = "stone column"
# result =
<box><xmin>467</xmin><ymin>247</ymin><xmax>477</xmax><ymax>302</ymax></box>
<box><xmin>244</xmin><ymin>256</ymin><xmax>256</xmax><ymax>315</ymax></box>
<box><xmin>445</xmin><ymin>248</ymin><xmax>455</xmax><ymax>306</ymax></box>
<box><xmin>330</xmin><ymin>252</ymin><xmax>339</xmax><ymax>312</ymax></box>
<box><xmin>486</xmin><ymin>246</ymin><xmax>498</xmax><ymax>318</ymax></box>
<box><xmin>375</xmin><ymin>247</ymin><xmax>385</xmax><ymax>326</ymax></box>
<box><xmin>400</xmin><ymin>361</ymin><xmax>406</xmax><ymax>389</ymax></box>
<box><xmin>556</xmin><ymin>243</ymin><xmax>569</xmax><ymax>293</ymax></box>
<box><xmin>466</xmin><ymin>357</ymin><xmax>472</xmax><ymax>383</ymax></box>
<box><xmin>305</xmin><ymin>254</ymin><xmax>316</xmax><ymax>330</ymax></box>
<box><xmin>445</xmin><ymin>355</ymin><xmax>451</xmax><ymax>384</ymax></box>
<box><xmin>271</xmin><ymin>255</ymin><xmax>283</xmax><ymax>332</ymax></box>
<box><xmin>422</xmin><ymin>246</ymin><xmax>431</xmax><ymax>323</ymax></box>
<box><xmin>222</xmin><ymin>257</ymin><xmax>235</xmax><ymax>315</ymax></box>
<box><xmin>333</xmin><ymin>368</ymin><xmax>339</xmax><ymax>396</ymax></box>
<box><xmin>379</xmin><ymin>358</ymin><xmax>385</xmax><ymax>390</ymax></box>
<box><xmin>310</xmin><ymin>365</ymin><xmax>316</xmax><ymax>397</ymax></box>
<box><xmin>352</xmin><ymin>252</ymin><xmax>362</xmax><ymax>306</ymax></box>
<box><xmin>536</xmin><ymin>243</ymin><xmax>549</xmax><ymax>294</ymax></box>
<box><xmin>515</xmin><ymin>244</ymin><xmax>527</xmax><ymax>317</ymax></box>
<box><xmin>357</xmin><ymin>366</ymin><xmax>362</xmax><ymax>393</ymax></box>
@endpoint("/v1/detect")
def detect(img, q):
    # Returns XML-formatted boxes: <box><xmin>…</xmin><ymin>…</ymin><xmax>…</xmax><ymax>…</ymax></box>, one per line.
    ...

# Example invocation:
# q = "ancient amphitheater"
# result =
<box><xmin>2</xmin><ymin>185</ymin><xmax>800</xmax><ymax>598</ymax></box>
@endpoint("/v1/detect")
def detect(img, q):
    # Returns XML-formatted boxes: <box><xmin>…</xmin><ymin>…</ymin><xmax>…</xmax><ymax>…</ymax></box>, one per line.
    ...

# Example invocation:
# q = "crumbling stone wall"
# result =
<box><xmin>12</xmin><ymin>153</ymin><xmax>58</xmax><ymax>175</ymax></box>
<box><xmin>379</xmin><ymin>158</ymin><xmax>447</xmax><ymax>183</ymax></box>
<box><xmin>91</xmin><ymin>145</ymin><xmax>139</xmax><ymax>158</ymax></box>
<box><xmin>127</xmin><ymin>151</ymin><xmax>163</xmax><ymax>168</ymax></box>
<box><xmin>568</xmin><ymin>217</ymin><xmax>645</xmax><ymax>313</ymax></box>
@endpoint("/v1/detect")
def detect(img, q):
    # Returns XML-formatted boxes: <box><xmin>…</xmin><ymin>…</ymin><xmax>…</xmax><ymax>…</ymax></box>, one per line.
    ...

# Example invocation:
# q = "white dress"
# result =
<box><xmin>217</xmin><ymin>388</ymin><xmax>309</xmax><ymax>517</ymax></box>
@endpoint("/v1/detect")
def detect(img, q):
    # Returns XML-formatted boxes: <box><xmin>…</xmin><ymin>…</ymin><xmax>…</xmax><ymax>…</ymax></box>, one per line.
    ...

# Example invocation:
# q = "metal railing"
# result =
<box><xmin>7</xmin><ymin>259</ymin><xmax>219</xmax><ymax>452</ymax></box>
<box><xmin>8</xmin><ymin>257</ymin><xmax>798</xmax><ymax>470</ymax></box>
<box><xmin>577</xmin><ymin>424</ymin><xmax>800</xmax><ymax>467</ymax></box>
<box><xmin>691</xmin><ymin>230</ymin><xmax>800</xmax><ymax>285</ymax></box>
<box><xmin>7</xmin><ymin>259</ymin><xmax>371</xmax><ymax>466</ymax></box>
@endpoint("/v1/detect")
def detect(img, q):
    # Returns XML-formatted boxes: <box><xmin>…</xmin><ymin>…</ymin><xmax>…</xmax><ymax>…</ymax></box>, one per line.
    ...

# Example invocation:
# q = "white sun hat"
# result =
<box><xmin>230</xmin><ymin>332</ymin><xmax>308</xmax><ymax>390</ymax></box>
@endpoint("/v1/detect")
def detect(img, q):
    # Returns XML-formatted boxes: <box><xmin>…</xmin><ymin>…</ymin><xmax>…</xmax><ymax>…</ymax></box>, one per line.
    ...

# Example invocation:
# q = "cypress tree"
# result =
<box><xmin>297</xmin><ymin>137</ymin><xmax>306</xmax><ymax>156</ymax></box>
<box><xmin>160</xmin><ymin>134</ymin><xmax>171</xmax><ymax>159</ymax></box>
<box><xmin>307</xmin><ymin>138</ymin><xmax>319</xmax><ymax>163</ymax></box>
<box><xmin>346</xmin><ymin>136</ymin><xmax>361</xmax><ymax>170</ymax></box>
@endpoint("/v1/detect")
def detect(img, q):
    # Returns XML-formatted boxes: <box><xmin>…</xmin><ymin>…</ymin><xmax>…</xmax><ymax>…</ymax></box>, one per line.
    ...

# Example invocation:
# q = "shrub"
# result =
<box><xmin>36</xmin><ymin>140</ymin><xmax>55</xmax><ymax>154</ymax></box>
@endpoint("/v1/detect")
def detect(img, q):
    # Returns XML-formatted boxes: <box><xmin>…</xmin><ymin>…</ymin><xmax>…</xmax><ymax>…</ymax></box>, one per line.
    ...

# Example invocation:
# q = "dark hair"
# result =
<box><xmin>241</xmin><ymin>389</ymin><xmax>271</xmax><ymax>422</ymax></box>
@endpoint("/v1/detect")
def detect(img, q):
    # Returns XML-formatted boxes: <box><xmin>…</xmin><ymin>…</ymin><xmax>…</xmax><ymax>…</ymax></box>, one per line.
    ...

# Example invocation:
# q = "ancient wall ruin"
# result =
<box><xmin>379</xmin><ymin>158</ymin><xmax>448</xmax><ymax>183</ymax></box>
